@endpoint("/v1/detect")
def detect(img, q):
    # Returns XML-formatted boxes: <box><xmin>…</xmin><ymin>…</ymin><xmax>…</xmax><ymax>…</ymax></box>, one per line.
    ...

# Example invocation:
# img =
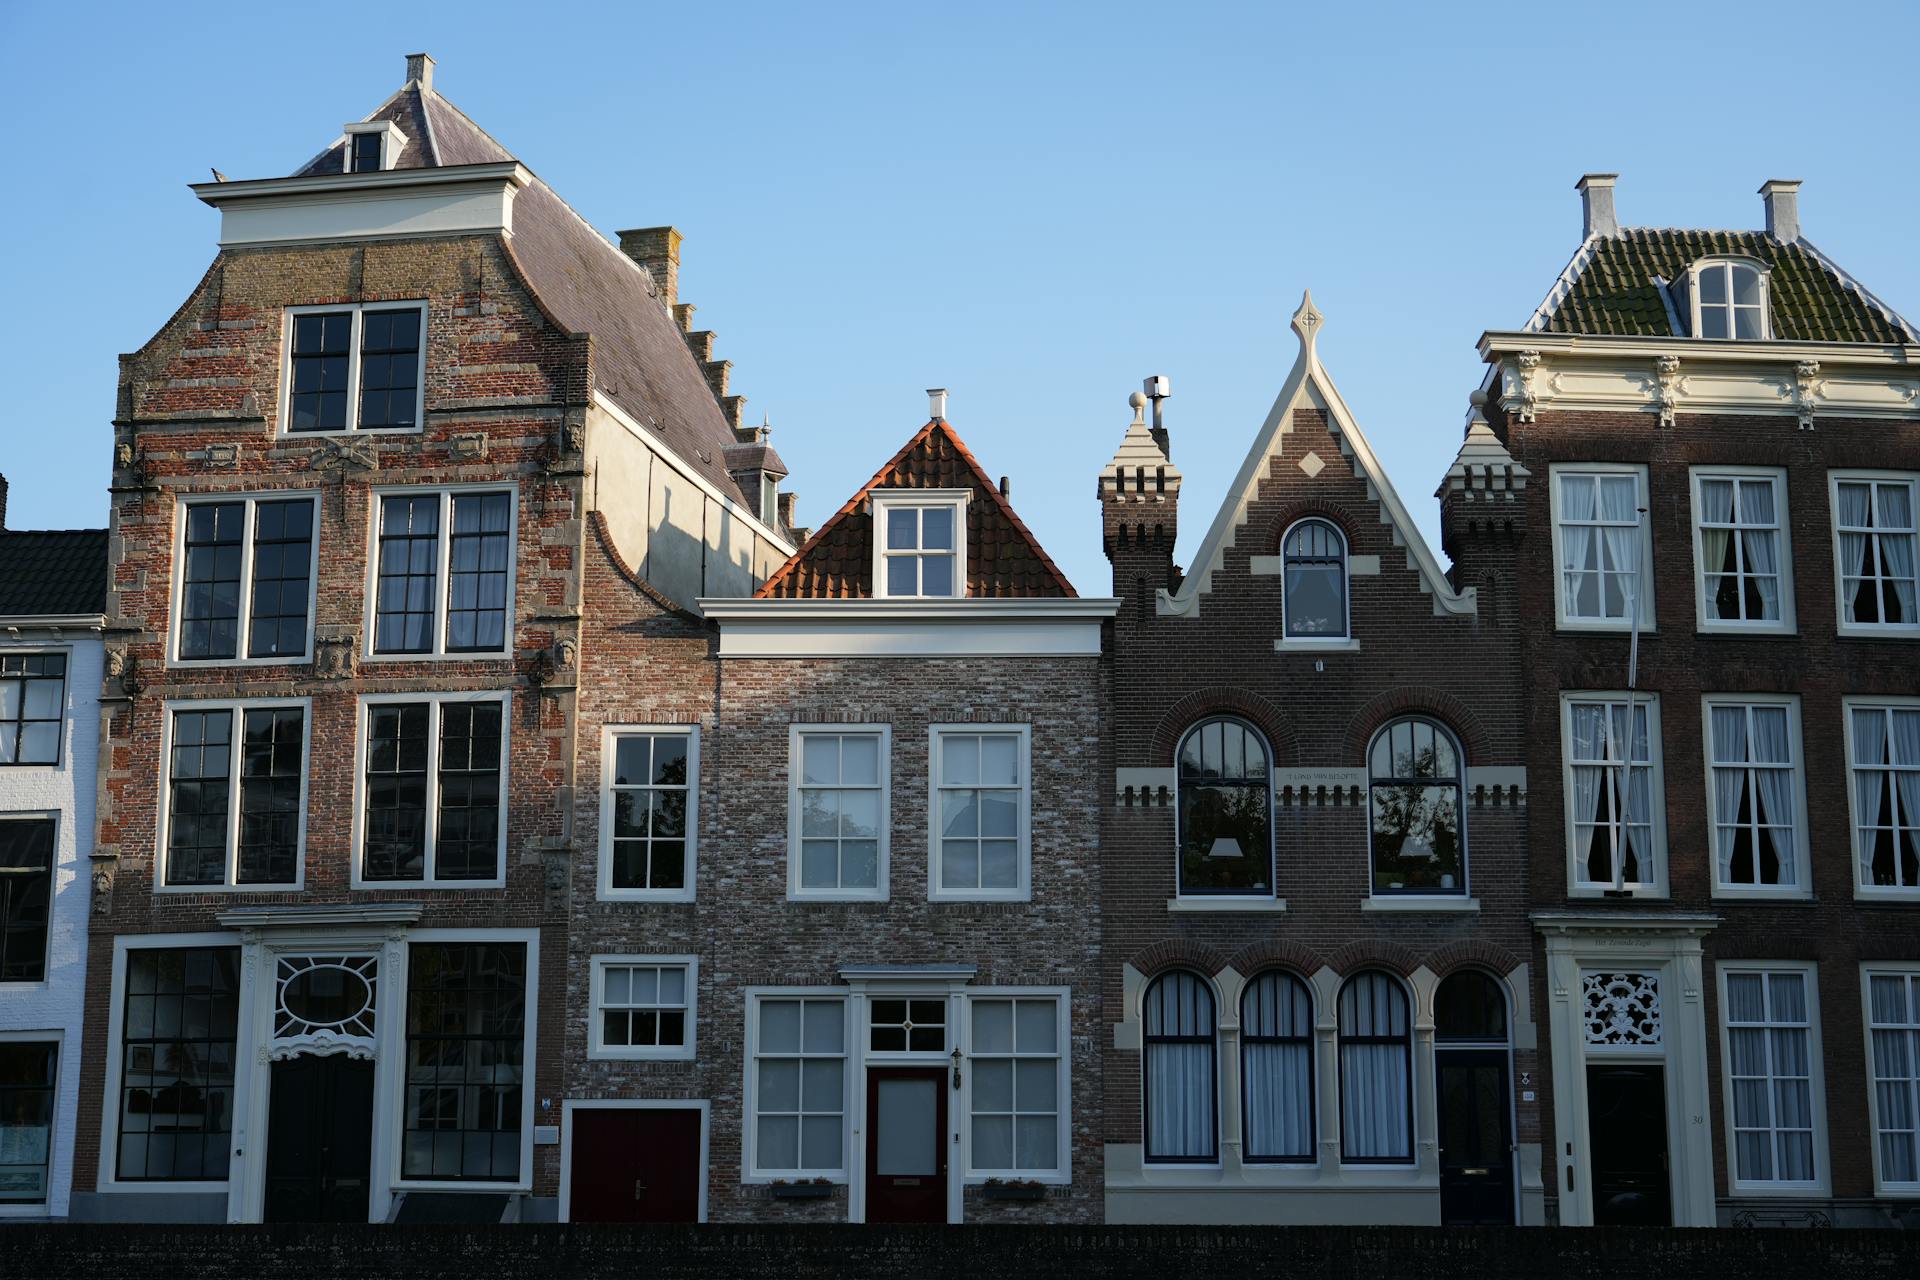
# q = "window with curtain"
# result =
<box><xmin>1696</xmin><ymin>472</ymin><xmax>1787</xmax><ymax>626</ymax></box>
<box><xmin>1836</xmin><ymin>477</ymin><xmax>1918</xmax><ymax>629</ymax></box>
<box><xmin>372</xmin><ymin>489</ymin><xmax>512</xmax><ymax>656</ymax></box>
<box><xmin>1368</xmin><ymin>717</ymin><xmax>1466</xmax><ymax>895</ymax></box>
<box><xmin>1565</xmin><ymin>696</ymin><xmax>1659</xmax><ymax>892</ymax></box>
<box><xmin>1707</xmin><ymin>699</ymin><xmax>1801</xmax><ymax>890</ymax></box>
<box><xmin>1850</xmin><ymin>704</ymin><xmax>1920</xmax><ymax>892</ymax></box>
<box><xmin>1556</xmin><ymin>469</ymin><xmax>1646</xmax><ymax>625</ymax></box>
<box><xmin>1241</xmin><ymin>972</ymin><xmax>1314</xmax><ymax>1162</ymax></box>
<box><xmin>1339</xmin><ymin>972</ymin><xmax>1413</xmax><ymax>1163</ymax></box>
<box><xmin>1282</xmin><ymin>518</ymin><xmax>1348</xmax><ymax>638</ymax></box>
<box><xmin>1723</xmin><ymin>968</ymin><xmax>1817</xmax><ymax>1186</ymax></box>
<box><xmin>1143</xmin><ymin>971</ymin><xmax>1216</xmax><ymax>1163</ymax></box>
<box><xmin>1176</xmin><ymin>718</ymin><xmax>1272</xmax><ymax>896</ymax></box>
<box><xmin>1867</xmin><ymin>971</ymin><xmax>1920</xmax><ymax>1186</ymax></box>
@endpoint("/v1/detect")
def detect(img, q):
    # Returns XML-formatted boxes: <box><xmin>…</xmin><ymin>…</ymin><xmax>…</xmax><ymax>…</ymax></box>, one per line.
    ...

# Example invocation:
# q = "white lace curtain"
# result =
<box><xmin>1338</xmin><ymin>973</ymin><xmax>1411</xmax><ymax>1161</ymax></box>
<box><xmin>1852</xmin><ymin>706</ymin><xmax>1920</xmax><ymax>887</ymax></box>
<box><xmin>1726</xmin><ymin>972</ymin><xmax>1814</xmax><ymax>1182</ymax></box>
<box><xmin>1570</xmin><ymin>701</ymin><xmax>1653</xmax><ymax>886</ymax></box>
<box><xmin>1242</xmin><ymin>972</ymin><xmax>1314</xmax><ymax>1160</ymax></box>
<box><xmin>1144</xmin><ymin>972</ymin><xmax>1216</xmax><ymax>1161</ymax></box>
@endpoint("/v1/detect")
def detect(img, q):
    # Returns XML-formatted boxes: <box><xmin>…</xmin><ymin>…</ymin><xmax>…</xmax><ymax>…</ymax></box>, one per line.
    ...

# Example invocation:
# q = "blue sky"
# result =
<box><xmin>3</xmin><ymin>1</ymin><xmax>1916</xmax><ymax>594</ymax></box>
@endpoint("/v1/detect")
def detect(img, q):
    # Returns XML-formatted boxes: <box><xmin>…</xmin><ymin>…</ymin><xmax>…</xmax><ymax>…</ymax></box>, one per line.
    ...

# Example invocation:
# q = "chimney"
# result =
<box><xmin>778</xmin><ymin>491</ymin><xmax>799</xmax><ymax>529</ymax></box>
<box><xmin>405</xmin><ymin>53</ymin><xmax>435</xmax><ymax>92</ymax></box>
<box><xmin>1577</xmin><ymin>173</ymin><xmax>1619</xmax><ymax>239</ymax></box>
<box><xmin>1760</xmin><ymin>180</ymin><xmax>1802</xmax><ymax>243</ymax></box>
<box><xmin>927</xmin><ymin>388</ymin><xmax>948</xmax><ymax>421</ymax></box>
<box><xmin>617</xmin><ymin>227</ymin><xmax>681</xmax><ymax>307</ymax></box>
<box><xmin>1143</xmin><ymin>375</ymin><xmax>1171</xmax><ymax>458</ymax></box>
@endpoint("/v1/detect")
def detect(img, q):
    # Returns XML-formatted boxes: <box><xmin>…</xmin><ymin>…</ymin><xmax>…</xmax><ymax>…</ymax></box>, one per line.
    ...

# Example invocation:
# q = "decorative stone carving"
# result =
<box><xmin>1654</xmin><ymin>355</ymin><xmax>1682</xmax><ymax>427</ymax></box>
<box><xmin>115</xmin><ymin>650</ymin><xmax>143</xmax><ymax>697</ymax></box>
<box><xmin>1509</xmin><ymin>350</ymin><xmax>1542</xmax><ymax>423</ymax></box>
<box><xmin>1794</xmin><ymin>360</ymin><xmax>1822</xmax><ymax>431</ymax></box>
<box><xmin>195</xmin><ymin>442</ymin><xmax>240</xmax><ymax>468</ymax></box>
<box><xmin>307</xmin><ymin>437</ymin><xmax>378</xmax><ymax>473</ymax></box>
<box><xmin>450</xmin><ymin>432</ymin><xmax>488</xmax><ymax>459</ymax></box>
<box><xmin>270</xmin><ymin>954</ymin><xmax>379</xmax><ymax>1060</ymax></box>
<box><xmin>1583</xmin><ymin>971</ymin><xmax>1661</xmax><ymax>1047</ymax></box>
<box><xmin>314</xmin><ymin>635</ymin><xmax>357</xmax><ymax>680</ymax></box>
<box><xmin>543</xmin><ymin>850</ymin><xmax>570</xmax><ymax>913</ymax></box>
<box><xmin>551</xmin><ymin>636</ymin><xmax>578</xmax><ymax>674</ymax></box>
<box><xmin>90</xmin><ymin>861</ymin><xmax>115</xmax><ymax>916</ymax></box>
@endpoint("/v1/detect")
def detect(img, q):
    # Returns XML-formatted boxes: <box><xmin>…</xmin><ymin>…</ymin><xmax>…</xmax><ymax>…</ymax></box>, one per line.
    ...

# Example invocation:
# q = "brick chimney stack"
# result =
<box><xmin>1099</xmin><ymin>389</ymin><xmax>1182</xmax><ymax>603</ymax></box>
<box><xmin>617</xmin><ymin>226</ymin><xmax>681</xmax><ymax>307</ymax></box>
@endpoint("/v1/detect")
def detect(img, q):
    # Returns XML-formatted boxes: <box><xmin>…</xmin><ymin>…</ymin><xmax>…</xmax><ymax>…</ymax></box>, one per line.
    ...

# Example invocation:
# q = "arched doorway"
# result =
<box><xmin>1435</xmin><ymin>970</ymin><xmax>1515</xmax><ymax>1224</ymax></box>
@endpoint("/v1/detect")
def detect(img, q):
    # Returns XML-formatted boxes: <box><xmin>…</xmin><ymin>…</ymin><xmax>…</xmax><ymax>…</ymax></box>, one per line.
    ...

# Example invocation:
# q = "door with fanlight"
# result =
<box><xmin>864</xmin><ymin>1067</ymin><xmax>947</xmax><ymax>1223</ymax></box>
<box><xmin>1435</xmin><ymin>971</ymin><xmax>1516</xmax><ymax>1225</ymax></box>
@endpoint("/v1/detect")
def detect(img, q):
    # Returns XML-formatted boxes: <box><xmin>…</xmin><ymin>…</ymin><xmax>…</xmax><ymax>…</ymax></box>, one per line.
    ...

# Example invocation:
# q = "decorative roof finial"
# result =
<box><xmin>1128</xmin><ymin>390</ymin><xmax>1147</xmax><ymax>427</ymax></box>
<box><xmin>1292</xmin><ymin>290</ymin><xmax>1324</xmax><ymax>361</ymax></box>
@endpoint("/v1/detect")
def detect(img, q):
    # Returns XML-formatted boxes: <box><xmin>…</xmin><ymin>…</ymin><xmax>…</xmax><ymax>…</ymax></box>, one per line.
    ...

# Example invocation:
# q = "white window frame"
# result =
<box><xmin>0</xmin><ymin>648</ymin><xmax>69</xmax><ymax>770</ymax></box>
<box><xmin>168</xmin><ymin>491</ymin><xmax>320</xmax><ymax>667</ymax></box>
<box><xmin>1686</xmin><ymin>258</ymin><xmax>1772</xmax><ymax>341</ymax></box>
<box><xmin>1843</xmin><ymin>696</ymin><xmax>1920</xmax><ymax>901</ymax></box>
<box><xmin>1278</xmin><ymin>516</ymin><xmax>1352</xmax><ymax>645</ymax></box>
<box><xmin>588</xmin><ymin>954</ymin><xmax>698</xmax><ymax>1062</ymax></box>
<box><xmin>1548</xmin><ymin>464</ymin><xmax>1655</xmax><ymax>633</ymax></box>
<box><xmin>350</xmin><ymin>691</ymin><xmax>511</xmax><ymax>889</ymax></box>
<box><xmin>362</xmin><ymin>484</ymin><xmax>518</xmax><ymax>661</ymax></box>
<box><xmin>870</xmin><ymin>488</ymin><xmax>969</xmax><ymax>599</ymax></box>
<box><xmin>154</xmin><ymin>697</ymin><xmax>311</xmax><ymax>892</ymax></box>
<box><xmin>927</xmin><ymin>723</ymin><xmax>1032</xmax><ymax>903</ymax></box>
<box><xmin>0</xmin><ymin>1029</ymin><xmax>63</xmax><ymax>1213</ymax></box>
<box><xmin>278</xmin><ymin>301</ymin><xmax>428</xmax><ymax>436</ymax></box>
<box><xmin>342</xmin><ymin>120</ymin><xmax>407</xmax><ymax>173</ymax></box>
<box><xmin>1689</xmin><ymin>467</ymin><xmax>1796</xmax><ymax>635</ymax></box>
<box><xmin>741</xmin><ymin>988</ymin><xmax>850</xmax><ymax>1183</ymax></box>
<box><xmin>1715</xmin><ymin>961</ymin><xmax>1829</xmax><ymax>1196</ymax></box>
<box><xmin>960</xmin><ymin>988</ymin><xmax>1071</xmax><ymax>1184</ymax></box>
<box><xmin>1859</xmin><ymin>963</ymin><xmax>1920</xmax><ymax>1197</ymax></box>
<box><xmin>596</xmin><ymin>724</ymin><xmax>699</xmax><ymax>903</ymax></box>
<box><xmin>787</xmin><ymin>724</ymin><xmax>891</xmax><ymax>902</ymax></box>
<box><xmin>1559</xmin><ymin>692</ymin><xmax>1667</xmax><ymax>898</ymax></box>
<box><xmin>1830</xmin><ymin>471</ymin><xmax>1920</xmax><ymax>637</ymax></box>
<box><xmin>1700</xmin><ymin>694</ymin><xmax>1810</xmax><ymax>900</ymax></box>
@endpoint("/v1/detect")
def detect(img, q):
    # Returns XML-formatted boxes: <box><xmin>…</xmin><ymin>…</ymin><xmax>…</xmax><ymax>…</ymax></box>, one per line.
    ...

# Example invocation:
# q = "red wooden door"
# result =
<box><xmin>568</xmin><ymin>1108</ymin><xmax>702</xmax><ymax>1222</ymax></box>
<box><xmin>865</xmin><ymin>1067</ymin><xmax>947</xmax><ymax>1223</ymax></box>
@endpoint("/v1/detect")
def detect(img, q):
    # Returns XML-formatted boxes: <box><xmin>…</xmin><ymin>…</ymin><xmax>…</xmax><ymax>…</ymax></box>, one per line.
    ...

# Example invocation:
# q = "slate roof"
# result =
<box><xmin>757</xmin><ymin>420</ymin><xmax>1077</xmax><ymax>599</ymax></box>
<box><xmin>289</xmin><ymin>77</ymin><xmax>758</xmax><ymax>510</ymax></box>
<box><xmin>723</xmin><ymin>441</ymin><xmax>788</xmax><ymax>477</ymax></box>
<box><xmin>1541</xmin><ymin>228</ymin><xmax>1916</xmax><ymax>343</ymax></box>
<box><xmin>0</xmin><ymin>530</ymin><xmax>109</xmax><ymax>618</ymax></box>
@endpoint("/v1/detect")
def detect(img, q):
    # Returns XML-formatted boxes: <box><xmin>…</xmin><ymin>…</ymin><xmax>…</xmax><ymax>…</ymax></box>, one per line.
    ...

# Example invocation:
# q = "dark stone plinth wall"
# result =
<box><xmin>5</xmin><ymin>1225</ymin><xmax>1919</xmax><ymax>1280</ymax></box>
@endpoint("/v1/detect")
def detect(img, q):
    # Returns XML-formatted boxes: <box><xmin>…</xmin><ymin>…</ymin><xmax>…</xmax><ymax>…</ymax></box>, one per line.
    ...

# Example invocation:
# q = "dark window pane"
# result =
<box><xmin>287</xmin><ymin>313</ymin><xmax>352</xmax><ymax>433</ymax></box>
<box><xmin>1175</xmin><ymin>718</ymin><xmax>1272</xmax><ymax>895</ymax></box>
<box><xmin>237</xmin><ymin>707</ymin><xmax>302</xmax><ymax>884</ymax></box>
<box><xmin>178</xmin><ymin>503</ymin><xmax>244</xmax><ymax>660</ymax></box>
<box><xmin>116</xmin><ymin>947</ymin><xmax>239</xmax><ymax>1181</ymax></box>
<box><xmin>0</xmin><ymin>1041</ymin><xmax>57</xmax><ymax>1203</ymax></box>
<box><xmin>357</xmin><ymin>308</ymin><xmax>422</xmax><ymax>429</ymax></box>
<box><xmin>0</xmin><ymin>820</ymin><xmax>54</xmax><ymax>981</ymax></box>
<box><xmin>364</xmin><ymin>703</ymin><xmax>430</xmax><ymax>880</ymax></box>
<box><xmin>446</xmin><ymin>493</ymin><xmax>510</xmax><ymax>652</ymax></box>
<box><xmin>0</xmin><ymin>652</ymin><xmax>66</xmax><ymax>766</ymax></box>
<box><xmin>436</xmin><ymin>703</ymin><xmax>502</xmax><ymax>880</ymax></box>
<box><xmin>350</xmin><ymin>132</ymin><xmax>383</xmax><ymax>174</ymax></box>
<box><xmin>404</xmin><ymin>943</ymin><xmax>525</xmax><ymax>1181</ymax></box>
<box><xmin>375</xmin><ymin>496</ymin><xmax>440</xmax><ymax>653</ymax></box>
<box><xmin>246</xmin><ymin>499</ymin><xmax>314</xmax><ymax>658</ymax></box>
<box><xmin>166</xmin><ymin>711</ymin><xmax>233</xmax><ymax>887</ymax></box>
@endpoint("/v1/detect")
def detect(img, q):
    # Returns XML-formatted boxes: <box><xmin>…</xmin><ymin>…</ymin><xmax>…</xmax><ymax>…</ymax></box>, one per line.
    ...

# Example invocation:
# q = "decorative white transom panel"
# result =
<box><xmin>272</xmin><ymin>953</ymin><xmax>379</xmax><ymax>1059</ymax></box>
<box><xmin>1582</xmin><ymin>971</ymin><xmax>1661</xmax><ymax>1048</ymax></box>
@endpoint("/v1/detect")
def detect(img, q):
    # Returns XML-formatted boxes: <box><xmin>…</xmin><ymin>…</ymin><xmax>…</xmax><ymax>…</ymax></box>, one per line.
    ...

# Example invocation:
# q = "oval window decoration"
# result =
<box><xmin>275</xmin><ymin>954</ymin><xmax>379</xmax><ymax>1043</ymax></box>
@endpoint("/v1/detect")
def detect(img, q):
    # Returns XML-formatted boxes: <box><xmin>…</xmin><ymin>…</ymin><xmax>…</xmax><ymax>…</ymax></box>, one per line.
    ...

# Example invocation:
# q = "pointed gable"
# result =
<box><xmin>758</xmin><ymin>419</ymin><xmax>1077</xmax><ymax>599</ymax></box>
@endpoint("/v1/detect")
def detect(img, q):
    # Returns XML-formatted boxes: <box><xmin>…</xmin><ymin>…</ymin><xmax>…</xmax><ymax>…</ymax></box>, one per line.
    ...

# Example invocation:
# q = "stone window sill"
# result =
<box><xmin>1360</xmin><ymin>896</ymin><xmax>1479</xmax><ymax>914</ymax></box>
<box><xmin>1167</xmin><ymin>897</ymin><xmax>1288</xmax><ymax>914</ymax></box>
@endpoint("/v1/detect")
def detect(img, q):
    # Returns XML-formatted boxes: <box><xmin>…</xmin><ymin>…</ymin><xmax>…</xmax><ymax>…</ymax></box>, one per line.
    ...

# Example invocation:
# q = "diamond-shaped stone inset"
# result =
<box><xmin>1298</xmin><ymin>450</ymin><xmax>1325</xmax><ymax>479</ymax></box>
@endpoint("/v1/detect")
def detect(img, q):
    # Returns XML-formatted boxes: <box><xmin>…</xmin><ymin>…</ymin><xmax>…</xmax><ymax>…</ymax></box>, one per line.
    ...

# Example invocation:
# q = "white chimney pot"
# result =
<box><xmin>1760</xmin><ymin>179</ymin><xmax>1802</xmax><ymax>242</ymax></box>
<box><xmin>927</xmin><ymin>388</ymin><xmax>948</xmax><ymax>421</ymax></box>
<box><xmin>1576</xmin><ymin>173</ymin><xmax>1619</xmax><ymax>240</ymax></box>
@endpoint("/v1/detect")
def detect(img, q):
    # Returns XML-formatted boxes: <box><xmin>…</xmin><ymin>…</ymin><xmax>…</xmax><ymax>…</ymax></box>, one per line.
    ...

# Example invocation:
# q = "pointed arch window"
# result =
<box><xmin>1143</xmin><ymin>971</ymin><xmax>1217</xmax><ymax>1163</ymax></box>
<box><xmin>1241</xmin><ymin>971</ymin><xmax>1315</xmax><ymax>1162</ymax></box>
<box><xmin>1339</xmin><ymin>972</ymin><xmax>1413</xmax><ymax>1163</ymax></box>
<box><xmin>1176</xmin><ymin>717</ymin><xmax>1273</xmax><ymax>896</ymax></box>
<box><xmin>1367</xmin><ymin>716</ymin><xmax>1467</xmax><ymax>895</ymax></box>
<box><xmin>1282</xmin><ymin>518</ymin><xmax>1349</xmax><ymax>639</ymax></box>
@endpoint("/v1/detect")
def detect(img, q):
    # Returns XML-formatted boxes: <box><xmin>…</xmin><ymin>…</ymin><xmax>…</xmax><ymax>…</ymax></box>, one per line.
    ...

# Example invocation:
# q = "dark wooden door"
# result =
<box><xmin>1437</xmin><ymin>1049</ymin><xmax>1514</xmax><ymax>1224</ymax></box>
<box><xmin>1586</xmin><ymin>1063</ymin><xmax>1670</xmax><ymax>1226</ymax></box>
<box><xmin>568</xmin><ymin>1107</ymin><xmax>703</xmax><ymax>1223</ymax></box>
<box><xmin>264</xmin><ymin>1055</ymin><xmax>374</xmax><ymax>1223</ymax></box>
<box><xmin>865</xmin><ymin>1067</ymin><xmax>947</xmax><ymax>1223</ymax></box>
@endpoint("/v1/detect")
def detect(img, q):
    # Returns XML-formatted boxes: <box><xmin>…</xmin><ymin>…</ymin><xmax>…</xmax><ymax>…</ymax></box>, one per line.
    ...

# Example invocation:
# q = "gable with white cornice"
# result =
<box><xmin>1156</xmin><ymin>293</ymin><xmax>1476</xmax><ymax>620</ymax></box>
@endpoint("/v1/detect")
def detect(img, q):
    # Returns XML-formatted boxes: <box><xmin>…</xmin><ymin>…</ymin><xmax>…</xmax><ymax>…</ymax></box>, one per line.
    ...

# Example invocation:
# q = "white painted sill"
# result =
<box><xmin>1274</xmin><ymin>638</ymin><xmax>1360</xmax><ymax>653</ymax></box>
<box><xmin>1167</xmin><ymin>897</ymin><xmax>1287</xmax><ymax>914</ymax></box>
<box><xmin>1360</xmin><ymin>896</ymin><xmax>1479</xmax><ymax>913</ymax></box>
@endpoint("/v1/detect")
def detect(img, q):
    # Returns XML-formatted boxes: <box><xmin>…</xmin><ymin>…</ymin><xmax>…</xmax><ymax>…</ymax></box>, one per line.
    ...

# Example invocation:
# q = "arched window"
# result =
<box><xmin>1338</xmin><ymin>972</ymin><xmax>1413</xmax><ymax>1163</ymax></box>
<box><xmin>1691</xmin><ymin>260</ymin><xmax>1768</xmax><ymax>340</ymax></box>
<box><xmin>1176</xmin><ymin>718</ymin><xmax>1273</xmax><ymax>897</ymax></box>
<box><xmin>1367</xmin><ymin>716</ymin><xmax>1467</xmax><ymax>895</ymax></box>
<box><xmin>1283</xmin><ymin>518</ymin><xmax>1349</xmax><ymax>639</ymax></box>
<box><xmin>1241</xmin><ymin>971</ymin><xmax>1314</xmax><ymax>1162</ymax></box>
<box><xmin>1143</xmin><ymin>971</ymin><xmax>1217</xmax><ymax>1163</ymax></box>
<box><xmin>1436</xmin><ymin>970</ymin><xmax>1509</xmax><ymax>1043</ymax></box>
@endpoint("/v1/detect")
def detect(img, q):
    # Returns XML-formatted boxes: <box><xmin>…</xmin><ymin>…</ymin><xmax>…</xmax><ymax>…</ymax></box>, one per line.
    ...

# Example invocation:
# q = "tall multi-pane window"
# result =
<box><xmin>1864</xmin><ymin>970</ymin><xmax>1920</xmax><ymax>1188</ymax></box>
<box><xmin>1553</xmin><ymin>468</ymin><xmax>1648</xmax><ymax>627</ymax></box>
<box><xmin>1143</xmin><ymin>971</ymin><xmax>1216</xmax><ymax>1163</ymax></box>
<box><xmin>750</xmin><ymin>996</ymin><xmax>847</xmax><ymax>1177</ymax></box>
<box><xmin>163</xmin><ymin>704</ymin><xmax>305</xmax><ymax>888</ymax></box>
<box><xmin>968</xmin><ymin>996</ymin><xmax>1064</xmax><ymax>1177</ymax></box>
<box><xmin>1691</xmin><ymin>260</ymin><xmax>1768</xmax><ymax>339</ymax></box>
<box><xmin>790</xmin><ymin>727</ymin><xmax>886</xmax><ymax>898</ymax></box>
<box><xmin>1241</xmin><ymin>972</ymin><xmax>1314</xmax><ymax>1163</ymax></box>
<box><xmin>1175</xmin><ymin>717</ymin><xmax>1272</xmax><ymax>896</ymax></box>
<box><xmin>115</xmin><ymin>947</ymin><xmax>240</xmax><ymax>1181</ymax></box>
<box><xmin>590</xmin><ymin>958</ymin><xmax>694</xmax><ymax>1059</ymax></box>
<box><xmin>361</xmin><ymin>696</ymin><xmax>506</xmax><ymax>885</ymax></box>
<box><xmin>1849</xmin><ymin>702</ymin><xmax>1920</xmax><ymax>894</ymax></box>
<box><xmin>873</xmin><ymin>494</ymin><xmax>964</xmax><ymax>598</ymax></box>
<box><xmin>1694</xmin><ymin>471</ymin><xmax>1791</xmax><ymax>628</ymax></box>
<box><xmin>1368</xmin><ymin>717</ymin><xmax>1467</xmax><ymax>895</ymax></box>
<box><xmin>1706</xmin><ymin>698</ymin><xmax>1803</xmax><ymax>892</ymax></box>
<box><xmin>1338</xmin><ymin>972</ymin><xmax>1413</xmax><ymax>1163</ymax></box>
<box><xmin>372</xmin><ymin>490</ymin><xmax>512</xmax><ymax>657</ymax></box>
<box><xmin>0</xmin><ymin>818</ymin><xmax>54</xmax><ymax>982</ymax></box>
<box><xmin>284</xmin><ymin>303</ymin><xmax>424</xmax><ymax>434</ymax></box>
<box><xmin>1282</xmin><ymin>518</ymin><xmax>1348</xmax><ymax>638</ymax></box>
<box><xmin>0</xmin><ymin>653</ymin><xmax>66</xmax><ymax>765</ymax></box>
<box><xmin>0</xmin><ymin>1041</ymin><xmax>57</xmax><ymax>1203</ymax></box>
<box><xmin>175</xmin><ymin>497</ymin><xmax>315</xmax><ymax>662</ymax></box>
<box><xmin>1565</xmin><ymin>695</ymin><xmax>1661</xmax><ymax>893</ymax></box>
<box><xmin>402</xmin><ymin>942</ymin><xmax>526</xmax><ymax>1182</ymax></box>
<box><xmin>931</xmin><ymin>726</ymin><xmax>1029</xmax><ymax>898</ymax></box>
<box><xmin>1835</xmin><ymin>476</ymin><xmax>1919</xmax><ymax>631</ymax></box>
<box><xmin>1722</xmin><ymin>967</ymin><xmax>1819</xmax><ymax>1188</ymax></box>
<box><xmin>602</xmin><ymin>728</ymin><xmax>696</xmax><ymax>899</ymax></box>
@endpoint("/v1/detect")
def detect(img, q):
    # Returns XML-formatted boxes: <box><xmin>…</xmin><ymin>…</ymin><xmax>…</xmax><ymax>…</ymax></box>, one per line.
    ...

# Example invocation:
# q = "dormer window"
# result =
<box><xmin>871</xmin><ymin>490</ymin><xmax>968</xmax><ymax>598</ymax></box>
<box><xmin>351</xmin><ymin>132</ymin><xmax>383</xmax><ymax>174</ymax></box>
<box><xmin>342</xmin><ymin>121</ymin><xmax>407</xmax><ymax>174</ymax></box>
<box><xmin>1691</xmin><ymin>259</ymin><xmax>1769</xmax><ymax>340</ymax></box>
<box><xmin>761</xmin><ymin>474</ymin><xmax>779</xmax><ymax>526</ymax></box>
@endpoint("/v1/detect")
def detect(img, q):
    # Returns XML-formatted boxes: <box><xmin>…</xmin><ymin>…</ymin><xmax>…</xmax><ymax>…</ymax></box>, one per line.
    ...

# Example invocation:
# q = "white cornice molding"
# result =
<box><xmin>1481</xmin><ymin>329</ymin><xmax>1920</xmax><ymax>365</ymax></box>
<box><xmin>700</xmin><ymin>597</ymin><xmax>1116</xmax><ymax>659</ymax></box>
<box><xmin>701</xmin><ymin>599</ymin><xmax>1119</xmax><ymax>621</ymax></box>
<box><xmin>191</xmin><ymin>161</ymin><xmax>531</xmax><ymax>205</ymax></box>
<box><xmin>1</xmin><ymin>614</ymin><xmax>106</xmax><ymax>633</ymax></box>
<box><xmin>193</xmin><ymin>163</ymin><xmax>534</xmax><ymax>249</ymax></box>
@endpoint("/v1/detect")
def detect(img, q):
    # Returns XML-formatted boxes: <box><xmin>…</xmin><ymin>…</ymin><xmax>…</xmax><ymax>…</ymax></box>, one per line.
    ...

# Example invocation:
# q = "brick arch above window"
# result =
<box><xmin>1324</xmin><ymin>941</ymin><xmax>1424</xmax><ymax>979</ymax></box>
<box><xmin>1150</xmin><ymin>688</ymin><xmax>1299</xmax><ymax>769</ymax></box>
<box><xmin>1258</xmin><ymin>501</ymin><xmax>1362</xmax><ymax>557</ymax></box>
<box><xmin>1426</xmin><ymin>940</ymin><xmax>1525</xmax><ymax>979</ymax></box>
<box><xmin>1344</xmin><ymin>687</ymin><xmax>1490</xmax><ymax>766</ymax></box>
<box><xmin>1128</xmin><ymin>939</ymin><xmax>1234</xmax><ymax>982</ymax></box>
<box><xmin>1228</xmin><ymin>938</ymin><xmax>1325</xmax><ymax>981</ymax></box>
